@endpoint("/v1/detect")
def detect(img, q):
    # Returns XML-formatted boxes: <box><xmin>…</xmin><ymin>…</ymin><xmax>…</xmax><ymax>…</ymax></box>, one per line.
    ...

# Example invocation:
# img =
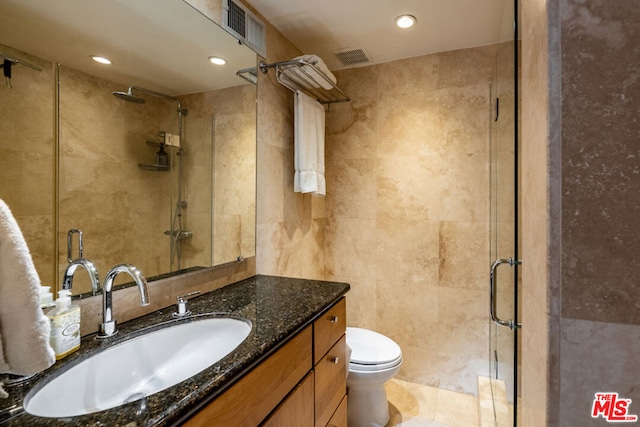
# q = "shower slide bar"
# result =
<box><xmin>259</xmin><ymin>59</ymin><xmax>350</xmax><ymax>105</ymax></box>
<box><xmin>489</xmin><ymin>258</ymin><xmax>522</xmax><ymax>330</ymax></box>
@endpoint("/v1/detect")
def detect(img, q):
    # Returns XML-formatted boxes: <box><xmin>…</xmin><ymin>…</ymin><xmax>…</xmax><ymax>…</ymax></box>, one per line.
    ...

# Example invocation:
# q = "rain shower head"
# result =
<box><xmin>112</xmin><ymin>87</ymin><xmax>146</xmax><ymax>104</ymax></box>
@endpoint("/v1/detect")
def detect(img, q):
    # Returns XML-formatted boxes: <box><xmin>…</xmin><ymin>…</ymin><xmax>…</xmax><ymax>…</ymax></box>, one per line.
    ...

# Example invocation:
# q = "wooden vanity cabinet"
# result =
<box><xmin>261</xmin><ymin>372</ymin><xmax>315</xmax><ymax>427</ymax></box>
<box><xmin>184</xmin><ymin>298</ymin><xmax>347</xmax><ymax>427</ymax></box>
<box><xmin>313</xmin><ymin>298</ymin><xmax>347</xmax><ymax>427</ymax></box>
<box><xmin>184</xmin><ymin>327</ymin><xmax>313</xmax><ymax>427</ymax></box>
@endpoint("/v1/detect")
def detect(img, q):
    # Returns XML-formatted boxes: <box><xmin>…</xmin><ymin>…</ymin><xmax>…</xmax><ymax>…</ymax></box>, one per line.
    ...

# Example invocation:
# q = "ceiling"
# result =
<box><xmin>0</xmin><ymin>0</ymin><xmax>514</xmax><ymax>93</ymax></box>
<box><xmin>0</xmin><ymin>0</ymin><xmax>257</xmax><ymax>95</ymax></box>
<box><xmin>248</xmin><ymin>0</ymin><xmax>514</xmax><ymax>70</ymax></box>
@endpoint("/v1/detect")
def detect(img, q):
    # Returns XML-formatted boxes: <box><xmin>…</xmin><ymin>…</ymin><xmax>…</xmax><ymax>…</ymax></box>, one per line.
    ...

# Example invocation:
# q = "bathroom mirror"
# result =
<box><xmin>0</xmin><ymin>0</ymin><xmax>257</xmax><ymax>296</ymax></box>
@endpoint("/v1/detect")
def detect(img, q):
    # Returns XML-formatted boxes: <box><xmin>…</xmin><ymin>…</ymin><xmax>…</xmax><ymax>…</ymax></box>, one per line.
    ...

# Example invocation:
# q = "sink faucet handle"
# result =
<box><xmin>173</xmin><ymin>291</ymin><xmax>201</xmax><ymax>317</ymax></box>
<box><xmin>67</xmin><ymin>229</ymin><xmax>83</xmax><ymax>263</ymax></box>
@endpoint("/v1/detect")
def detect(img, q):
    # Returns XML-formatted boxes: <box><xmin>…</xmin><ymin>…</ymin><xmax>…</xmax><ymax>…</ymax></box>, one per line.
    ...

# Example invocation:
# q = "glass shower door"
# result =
<box><xmin>489</xmin><ymin>0</ymin><xmax>520</xmax><ymax>424</ymax></box>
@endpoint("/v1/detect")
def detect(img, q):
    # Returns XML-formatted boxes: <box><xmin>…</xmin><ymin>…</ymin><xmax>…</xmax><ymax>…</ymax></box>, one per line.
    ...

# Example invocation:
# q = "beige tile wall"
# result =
<box><xmin>57</xmin><ymin>65</ymin><xmax>173</xmax><ymax>291</ymax></box>
<box><xmin>0</xmin><ymin>44</ymin><xmax>56</xmax><ymax>286</ymax></box>
<box><xmin>324</xmin><ymin>46</ymin><xmax>498</xmax><ymax>395</ymax></box>
<box><xmin>252</xmin><ymin>10</ymin><xmax>328</xmax><ymax>280</ymax></box>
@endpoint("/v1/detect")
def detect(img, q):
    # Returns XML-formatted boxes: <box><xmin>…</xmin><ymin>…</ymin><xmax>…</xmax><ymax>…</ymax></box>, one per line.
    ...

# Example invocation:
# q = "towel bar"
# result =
<box><xmin>259</xmin><ymin>59</ymin><xmax>350</xmax><ymax>105</ymax></box>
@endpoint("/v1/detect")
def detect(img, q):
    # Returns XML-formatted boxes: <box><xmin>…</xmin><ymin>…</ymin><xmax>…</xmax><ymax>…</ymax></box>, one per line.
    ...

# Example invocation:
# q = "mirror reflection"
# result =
<box><xmin>0</xmin><ymin>0</ymin><xmax>257</xmax><ymax>296</ymax></box>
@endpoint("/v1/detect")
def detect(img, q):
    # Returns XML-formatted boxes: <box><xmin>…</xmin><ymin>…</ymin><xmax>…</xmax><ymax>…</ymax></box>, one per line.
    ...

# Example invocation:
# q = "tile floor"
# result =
<box><xmin>385</xmin><ymin>378</ymin><xmax>517</xmax><ymax>427</ymax></box>
<box><xmin>385</xmin><ymin>379</ymin><xmax>513</xmax><ymax>427</ymax></box>
<box><xmin>385</xmin><ymin>379</ymin><xmax>482</xmax><ymax>427</ymax></box>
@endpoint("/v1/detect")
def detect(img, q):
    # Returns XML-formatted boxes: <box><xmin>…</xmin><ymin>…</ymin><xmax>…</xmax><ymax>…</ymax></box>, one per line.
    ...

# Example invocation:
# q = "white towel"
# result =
<box><xmin>294</xmin><ymin>90</ymin><xmax>326</xmax><ymax>196</ymax></box>
<box><xmin>0</xmin><ymin>199</ymin><xmax>55</xmax><ymax>398</ymax></box>
<box><xmin>282</xmin><ymin>54</ymin><xmax>337</xmax><ymax>91</ymax></box>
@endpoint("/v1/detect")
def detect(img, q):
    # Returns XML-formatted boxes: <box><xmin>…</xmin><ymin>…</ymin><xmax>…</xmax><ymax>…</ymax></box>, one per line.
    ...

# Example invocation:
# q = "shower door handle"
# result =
<box><xmin>490</xmin><ymin>258</ymin><xmax>522</xmax><ymax>330</ymax></box>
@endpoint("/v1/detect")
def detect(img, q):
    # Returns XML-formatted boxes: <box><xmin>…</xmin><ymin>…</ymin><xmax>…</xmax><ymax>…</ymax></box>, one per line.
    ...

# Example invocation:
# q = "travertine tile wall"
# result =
<box><xmin>58</xmin><ymin>65</ymin><xmax>172</xmax><ymax>291</ymax></box>
<box><xmin>522</xmin><ymin>0</ymin><xmax>640</xmax><ymax>425</ymax></box>
<box><xmin>251</xmin><ymin>13</ymin><xmax>327</xmax><ymax>280</ymax></box>
<box><xmin>186</xmin><ymin>0</ymin><xmax>326</xmax><ymax>280</ymax></box>
<box><xmin>324</xmin><ymin>46</ymin><xmax>497</xmax><ymax>395</ymax></box>
<box><xmin>0</xmin><ymin>45</ymin><xmax>56</xmax><ymax>286</ymax></box>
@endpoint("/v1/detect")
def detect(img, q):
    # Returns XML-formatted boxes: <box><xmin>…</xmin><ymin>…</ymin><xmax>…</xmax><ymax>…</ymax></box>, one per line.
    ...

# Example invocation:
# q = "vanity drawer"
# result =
<box><xmin>262</xmin><ymin>371</ymin><xmax>314</xmax><ymax>427</ymax></box>
<box><xmin>315</xmin><ymin>334</ymin><xmax>346</xmax><ymax>427</ymax></box>
<box><xmin>326</xmin><ymin>395</ymin><xmax>347</xmax><ymax>427</ymax></box>
<box><xmin>313</xmin><ymin>298</ymin><xmax>346</xmax><ymax>364</ymax></box>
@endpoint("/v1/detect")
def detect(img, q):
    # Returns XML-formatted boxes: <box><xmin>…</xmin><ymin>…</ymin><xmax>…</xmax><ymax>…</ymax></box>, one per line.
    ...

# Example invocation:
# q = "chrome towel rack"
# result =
<box><xmin>259</xmin><ymin>59</ymin><xmax>350</xmax><ymax>105</ymax></box>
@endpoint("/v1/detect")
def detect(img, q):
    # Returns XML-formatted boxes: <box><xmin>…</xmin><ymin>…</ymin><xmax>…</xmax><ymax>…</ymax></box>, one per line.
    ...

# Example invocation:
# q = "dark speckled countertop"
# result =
<box><xmin>0</xmin><ymin>275</ymin><xmax>349</xmax><ymax>426</ymax></box>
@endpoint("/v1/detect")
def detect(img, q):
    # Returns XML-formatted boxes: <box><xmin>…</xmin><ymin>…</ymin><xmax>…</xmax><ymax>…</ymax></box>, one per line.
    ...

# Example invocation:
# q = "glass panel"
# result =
<box><xmin>489</xmin><ymin>0</ymin><xmax>519</xmax><ymax>425</ymax></box>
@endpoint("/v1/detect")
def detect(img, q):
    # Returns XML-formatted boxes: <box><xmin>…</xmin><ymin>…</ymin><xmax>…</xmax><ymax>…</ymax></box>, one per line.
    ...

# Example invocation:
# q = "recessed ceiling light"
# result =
<box><xmin>208</xmin><ymin>56</ymin><xmax>226</xmax><ymax>65</ymax></box>
<box><xmin>91</xmin><ymin>55</ymin><xmax>112</xmax><ymax>65</ymax></box>
<box><xmin>395</xmin><ymin>15</ymin><xmax>416</xmax><ymax>29</ymax></box>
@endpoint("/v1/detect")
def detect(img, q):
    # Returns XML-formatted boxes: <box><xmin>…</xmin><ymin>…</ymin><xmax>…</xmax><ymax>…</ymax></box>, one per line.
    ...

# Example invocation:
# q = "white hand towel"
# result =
<box><xmin>294</xmin><ymin>90</ymin><xmax>326</xmax><ymax>196</ymax></box>
<box><xmin>285</xmin><ymin>54</ymin><xmax>337</xmax><ymax>91</ymax></box>
<box><xmin>0</xmin><ymin>199</ymin><xmax>55</xmax><ymax>398</ymax></box>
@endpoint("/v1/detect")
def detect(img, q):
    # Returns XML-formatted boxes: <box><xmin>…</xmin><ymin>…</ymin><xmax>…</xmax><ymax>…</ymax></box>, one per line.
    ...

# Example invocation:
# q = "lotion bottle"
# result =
<box><xmin>39</xmin><ymin>285</ymin><xmax>55</xmax><ymax>315</ymax></box>
<box><xmin>48</xmin><ymin>290</ymin><xmax>81</xmax><ymax>360</ymax></box>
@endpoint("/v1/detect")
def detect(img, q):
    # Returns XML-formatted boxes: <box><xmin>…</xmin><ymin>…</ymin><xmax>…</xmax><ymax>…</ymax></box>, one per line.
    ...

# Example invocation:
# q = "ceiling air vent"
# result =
<box><xmin>334</xmin><ymin>47</ymin><xmax>372</xmax><ymax>66</ymax></box>
<box><xmin>222</xmin><ymin>0</ymin><xmax>266</xmax><ymax>57</ymax></box>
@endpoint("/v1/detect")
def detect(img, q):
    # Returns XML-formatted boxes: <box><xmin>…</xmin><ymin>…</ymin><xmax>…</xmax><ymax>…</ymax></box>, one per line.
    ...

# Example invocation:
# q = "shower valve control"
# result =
<box><xmin>163</xmin><ymin>132</ymin><xmax>180</xmax><ymax>148</ymax></box>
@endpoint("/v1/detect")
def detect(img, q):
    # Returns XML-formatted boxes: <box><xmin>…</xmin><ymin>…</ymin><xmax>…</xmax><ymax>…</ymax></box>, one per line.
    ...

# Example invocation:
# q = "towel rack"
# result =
<box><xmin>259</xmin><ymin>59</ymin><xmax>350</xmax><ymax>105</ymax></box>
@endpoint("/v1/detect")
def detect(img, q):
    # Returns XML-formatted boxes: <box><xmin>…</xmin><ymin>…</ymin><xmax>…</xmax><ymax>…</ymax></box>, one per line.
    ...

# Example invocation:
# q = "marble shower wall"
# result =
<box><xmin>557</xmin><ymin>0</ymin><xmax>640</xmax><ymax>422</ymax></box>
<box><xmin>324</xmin><ymin>45</ymin><xmax>497</xmax><ymax>395</ymax></box>
<box><xmin>522</xmin><ymin>0</ymin><xmax>640</xmax><ymax>425</ymax></box>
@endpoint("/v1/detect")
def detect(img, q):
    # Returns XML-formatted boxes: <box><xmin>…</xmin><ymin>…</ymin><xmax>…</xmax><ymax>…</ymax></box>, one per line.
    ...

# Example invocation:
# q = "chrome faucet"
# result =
<box><xmin>62</xmin><ymin>259</ymin><xmax>100</xmax><ymax>295</ymax></box>
<box><xmin>98</xmin><ymin>264</ymin><xmax>150</xmax><ymax>338</ymax></box>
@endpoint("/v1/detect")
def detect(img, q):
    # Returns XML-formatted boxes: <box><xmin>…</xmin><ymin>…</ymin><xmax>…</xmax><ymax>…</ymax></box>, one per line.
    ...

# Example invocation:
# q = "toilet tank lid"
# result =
<box><xmin>346</xmin><ymin>327</ymin><xmax>402</xmax><ymax>365</ymax></box>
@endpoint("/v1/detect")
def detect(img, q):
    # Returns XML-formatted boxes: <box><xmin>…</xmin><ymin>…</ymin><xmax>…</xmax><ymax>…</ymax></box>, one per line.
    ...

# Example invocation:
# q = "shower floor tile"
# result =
<box><xmin>386</xmin><ymin>378</ymin><xmax>480</xmax><ymax>427</ymax></box>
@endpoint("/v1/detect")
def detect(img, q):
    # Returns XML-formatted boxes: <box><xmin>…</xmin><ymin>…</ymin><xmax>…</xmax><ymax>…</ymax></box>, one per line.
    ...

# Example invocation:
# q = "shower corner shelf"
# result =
<box><xmin>138</xmin><ymin>163</ymin><xmax>170</xmax><ymax>172</ymax></box>
<box><xmin>259</xmin><ymin>59</ymin><xmax>350</xmax><ymax>105</ymax></box>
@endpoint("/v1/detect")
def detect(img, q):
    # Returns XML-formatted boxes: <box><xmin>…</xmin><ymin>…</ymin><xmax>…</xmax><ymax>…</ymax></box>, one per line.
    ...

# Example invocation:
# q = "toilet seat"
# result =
<box><xmin>347</xmin><ymin>327</ymin><xmax>402</xmax><ymax>372</ymax></box>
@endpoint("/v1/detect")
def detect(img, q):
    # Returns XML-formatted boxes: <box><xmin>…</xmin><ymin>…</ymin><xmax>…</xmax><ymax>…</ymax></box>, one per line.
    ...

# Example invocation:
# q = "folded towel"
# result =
<box><xmin>281</xmin><ymin>54</ymin><xmax>337</xmax><ymax>91</ymax></box>
<box><xmin>0</xmin><ymin>199</ymin><xmax>55</xmax><ymax>398</ymax></box>
<box><xmin>294</xmin><ymin>90</ymin><xmax>326</xmax><ymax>196</ymax></box>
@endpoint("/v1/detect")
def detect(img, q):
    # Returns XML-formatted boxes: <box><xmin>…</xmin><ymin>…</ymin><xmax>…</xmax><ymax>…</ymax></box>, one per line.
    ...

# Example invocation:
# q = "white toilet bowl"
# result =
<box><xmin>346</xmin><ymin>327</ymin><xmax>402</xmax><ymax>427</ymax></box>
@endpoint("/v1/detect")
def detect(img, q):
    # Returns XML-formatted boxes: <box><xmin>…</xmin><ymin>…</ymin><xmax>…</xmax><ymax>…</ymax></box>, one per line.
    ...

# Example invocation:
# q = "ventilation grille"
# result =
<box><xmin>222</xmin><ymin>0</ymin><xmax>266</xmax><ymax>57</ymax></box>
<box><xmin>334</xmin><ymin>47</ymin><xmax>372</xmax><ymax>66</ymax></box>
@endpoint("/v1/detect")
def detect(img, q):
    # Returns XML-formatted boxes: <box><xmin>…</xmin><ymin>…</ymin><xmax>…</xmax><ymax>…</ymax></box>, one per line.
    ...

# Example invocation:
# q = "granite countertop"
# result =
<box><xmin>0</xmin><ymin>275</ymin><xmax>349</xmax><ymax>426</ymax></box>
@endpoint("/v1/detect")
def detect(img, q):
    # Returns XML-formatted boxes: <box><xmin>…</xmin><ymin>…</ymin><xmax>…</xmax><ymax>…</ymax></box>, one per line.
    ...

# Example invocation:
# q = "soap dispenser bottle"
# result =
<box><xmin>39</xmin><ymin>285</ymin><xmax>55</xmax><ymax>314</ymax></box>
<box><xmin>47</xmin><ymin>290</ymin><xmax>81</xmax><ymax>360</ymax></box>
<box><xmin>156</xmin><ymin>143</ymin><xmax>169</xmax><ymax>167</ymax></box>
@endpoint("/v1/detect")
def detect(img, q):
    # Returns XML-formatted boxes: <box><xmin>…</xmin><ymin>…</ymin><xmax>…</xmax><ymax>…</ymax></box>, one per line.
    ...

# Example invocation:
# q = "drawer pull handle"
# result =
<box><xmin>330</xmin><ymin>315</ymin><xmax>339</xmax><ymax>323</ymax></box>
<box><xmin>328</xmin><ymin>356</ymin><xmax>339</xmax><ymax>364</ymax></box>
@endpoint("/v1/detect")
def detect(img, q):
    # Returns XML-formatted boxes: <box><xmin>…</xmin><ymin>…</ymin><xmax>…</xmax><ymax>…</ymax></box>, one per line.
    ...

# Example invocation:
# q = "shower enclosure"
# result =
<box><xmin>112</xmin><ymin>86</ymin><xmax>192</xmax><ymax>271</ymax></box>
<box><xmin>489</xmin><ymin>0</ymin><xmax>520</xmax><ymax>425</ymax></box>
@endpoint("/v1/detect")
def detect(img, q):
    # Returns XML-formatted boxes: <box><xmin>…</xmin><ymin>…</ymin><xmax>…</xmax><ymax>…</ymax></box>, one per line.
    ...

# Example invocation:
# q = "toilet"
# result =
<box><xmin>346</xmin><ymin>327</ymin><xmax>403</xmax><ymax>427</ymax></box>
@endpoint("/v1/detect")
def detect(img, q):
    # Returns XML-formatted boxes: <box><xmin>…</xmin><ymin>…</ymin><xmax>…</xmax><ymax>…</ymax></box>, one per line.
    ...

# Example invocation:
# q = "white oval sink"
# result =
<box><xmin>24</xmin><ymin>317</ymin><xmax>251</xmax><ymax>418</ymax></box>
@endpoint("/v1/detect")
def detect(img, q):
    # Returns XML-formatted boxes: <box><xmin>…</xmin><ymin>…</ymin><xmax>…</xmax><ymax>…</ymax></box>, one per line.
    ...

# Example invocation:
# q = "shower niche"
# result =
<box><xmin>138</xmin><ymin>141</ymin><xmax>173</xmax><ymax>172</ymax></box>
